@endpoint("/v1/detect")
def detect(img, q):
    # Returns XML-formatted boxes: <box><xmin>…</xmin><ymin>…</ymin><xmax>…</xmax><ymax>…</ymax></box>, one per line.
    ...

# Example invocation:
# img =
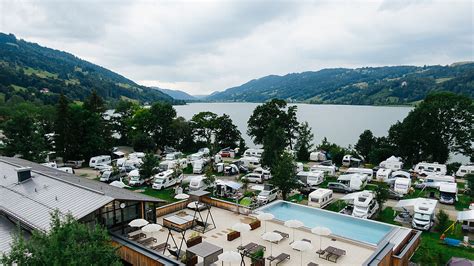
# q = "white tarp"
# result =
<box><xmin>109</xmin><ymin>180</ymin><xmax>130</xmax><ymax>188</ymax></box>
<box><xmin>457</xmin><ymin>210</ymin><xmax>474</xmax><ymax>221</ymax></box>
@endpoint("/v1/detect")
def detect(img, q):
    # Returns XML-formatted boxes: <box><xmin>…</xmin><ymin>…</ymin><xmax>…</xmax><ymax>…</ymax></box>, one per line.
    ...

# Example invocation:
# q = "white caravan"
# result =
<box><xmin>414</xmin><ymin>162</ymin><xmax>447</xmax><ymax>176</ymax></box>
<box><xmin>192</xmin><ymin>159</ymin><xmax>205</xmax><ymax>174</ymax></box>
<box><xmin>342</xmin><ymin>191</ymin><xmax>379</xmax><ymax>219</ymax></box>
<box><xmin>243</xmin><ymin>148</ymin><xmax>264</xmax><ymax>158</ymax></box>
<box><xmin>309</xmin><ymin>151</ymin><xmax>327</xmax><ymax>162</ymax></box>
<box><xmin>297</xmin><ymin>171</ymin><xmax>325</xmax><ymax>189</ymax></box>
<box><xmin>189</xmin><ymin>175</ymin><xmax>211</xmax><ymax>191</ymax></box>
<box><xmin>128</xmin><ymin>170</ymin><xmax>144</xmax><ymax>187</ymax></box>
<box><xmin>346</xmin><ymin>167</ymin><xmax>374</xmax><ymax>180</ymax></box>
<box><xmin>239</xmin><ymin>156</ymin><xmax>261</xmax><ymax>169</ymax></box>
<box><xmin>394</xmin><ymin>178</ymin><xmax>412</xmax><ymax>195</ymax></box>
<box><xmin>152</xmin><ymin>170</ymin><xmax>183</xmax><ymax>190</ymax></box>
<box><xmin>379</xmin><ymin>156</ymin><xmax>403</xmax><ymax>171</ymax></box>
<box><xmin>310</xmin><ymin>165</ymin><xmax>336</xmax><ymax>176</ymax></box>
<box><xmin>456</xmin><ymin>164</ymin><xmax>474</xmax><ymax>178</ymax></box>
<box><xmin>165</xmin><ymin>152</ymin><xmax>182</xmax><ymax>161</ymax></box>
<box><xmin>376</xmin><ymin>168</ymin><xmax>393</xmax><ymax>183</ymax></box>
<box><xmin>128</xmin><ymin>152</ymin><xmax>145</xmax><ymax>159</ymax></box>
<box><xmin>337</xmin><ymin>174</ymin><xmax>368</xmax><ymax>191</ymax></box>
<box><xmin>308</xmin><ymin>188</ymin><xmax>333</xmax><ymax>208</ymax></box>
<box><xmin>295</xmin><ymin>162</ymin><xmax>304</xmax><ymax>173</ymax></box>
<box><xmin>395</xmin><ymin>198</ymin><xmax>438</xmax><ymax>231</ymax></box>
<box><xmin>89</xmin><ymin>155</ymin><xmax>111</xmax><ymax>168</ymax></box>
<box><xmin>419</xmin><ymin>175</ymin><xmax>455</xmax><ymax>189</ymax></box>
<box><xmin>439</xmin><ymin>182</ymin><xmax>458</xmax><ymax>205</ymax></box>
<box><xmin>253</xmin><ymin>167</ymin><xmax>272</xmax><ymax>180</ymax></box>
<box><xmin>342</xmin><ymin>155</ymin><xmax>362</xmax><ymax>167</ymax></box>
<box><xmin>188</xmin><ymin>152</ymin><xmax>204</xmax><ymax>162</ymax></box>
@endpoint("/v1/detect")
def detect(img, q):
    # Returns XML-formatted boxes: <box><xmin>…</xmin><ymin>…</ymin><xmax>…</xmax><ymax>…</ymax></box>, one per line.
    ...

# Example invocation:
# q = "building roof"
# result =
<box><xmin>0</xmin><ymin>157</ymin><xmax>165</xmax><ymax>203</ymax></box>
<box><xmin>0</xmin><ymin>215</ymin><xmax>17</xmax><ymax>254</ymax></box>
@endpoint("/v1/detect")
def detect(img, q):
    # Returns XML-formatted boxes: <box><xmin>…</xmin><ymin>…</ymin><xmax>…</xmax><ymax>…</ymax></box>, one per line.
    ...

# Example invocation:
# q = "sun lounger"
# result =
<box><xmin>128</xmin><ymin>230</ymin><xmax>145</xmax><ymax>240</ymax></box>
<box><xmin>273</xmin><ymin>230</ymin><xmax>289</xmax><ymax>239</ymax></box>
<box><xmin>267</xmin><ymin>253</ymin><xmax>290</xmax><ymax>265</ymax></box>
<box><xmin>302</xmin><ymin>238</ymin><xmax>312</xmax><ymax>243</ymax></box>
<box><xmin>150</xmin><ymin>242</ymin><xmax>169</xmax><ymax>252</ymax></box>
<box><xmin>307</xmin><ymin>263</ymin><xmax>319</xmax><ymax>266</ymax></box>
<box><xmin>319</xmin><ymin>246</ymin><xmax>346</xmax><ymax>263</ymax></box>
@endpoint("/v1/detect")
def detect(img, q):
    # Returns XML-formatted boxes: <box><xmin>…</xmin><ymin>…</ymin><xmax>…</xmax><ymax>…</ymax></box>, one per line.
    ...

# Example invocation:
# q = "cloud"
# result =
<box><xmin>0</xmin><ymin>0</ymin><xmax>472</xmax><ymax>95</ymax></box>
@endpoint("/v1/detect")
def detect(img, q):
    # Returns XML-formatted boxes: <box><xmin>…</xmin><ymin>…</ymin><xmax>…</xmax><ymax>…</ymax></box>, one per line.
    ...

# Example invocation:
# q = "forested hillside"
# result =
<box><xmin>208</xmin><ymin>64</ymin><xmax>474</xmax><ymax>105</ymax></box>
<box><xmin>0</xmin><ymin>33</ymin><xmax>178</xmax><ymax>105</ymax></box>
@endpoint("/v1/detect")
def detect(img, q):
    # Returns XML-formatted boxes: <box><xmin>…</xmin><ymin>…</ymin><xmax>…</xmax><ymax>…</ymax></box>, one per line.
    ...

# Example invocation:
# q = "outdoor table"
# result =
<box><xmin>163</xmin><ymin>215</ymin><xmax>194</xmax><ymax>230</ymax></box>
<box><xmin>186</xmin><ymin>241</ymin><xmax>223</xmax><ymax>266</ymax></box>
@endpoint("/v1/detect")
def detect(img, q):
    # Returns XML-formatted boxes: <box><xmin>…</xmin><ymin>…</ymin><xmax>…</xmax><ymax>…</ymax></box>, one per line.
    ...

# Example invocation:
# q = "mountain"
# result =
<box><xmin>0</xmin><ymin>33</ymin><xmax>179</xmax><ymax>105</ymax></box>
<box><xmin>154</xmin><ymin>87</ymin><xmax>196</xmax><ymax>100</ymax></box>
<box><xmin>207</xmin><ymin>63</ymin><xmax>474</xmax><ymax>105</ymax></box>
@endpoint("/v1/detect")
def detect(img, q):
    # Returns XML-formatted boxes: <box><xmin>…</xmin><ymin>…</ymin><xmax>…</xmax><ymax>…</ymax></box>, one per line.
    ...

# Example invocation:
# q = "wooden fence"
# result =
<box><xmin>156</xmin><ymin>200</ymin><xmax>188</xmax><ymax>218</ymax></box>
<box><xmin>201</xmin><ymin>197</ymin><xmax>252</xmax><ymax>215</ymax></box>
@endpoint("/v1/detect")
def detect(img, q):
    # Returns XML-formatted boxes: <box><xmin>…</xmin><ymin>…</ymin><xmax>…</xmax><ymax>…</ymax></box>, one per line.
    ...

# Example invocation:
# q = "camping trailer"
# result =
<box><xmin>239</xmin><ymin>156</ymin><xmax>261</xmax><ymax>169</ymax></box>
<box><xmin>310</xmin><ymin>165</ymin><xmax>336</xmax><ymax>176</ymax></box>
<box><xmin>192</xmin><ymin>160</ymin><xmax>205</xmax><ymax>174</ymax></box>
<box><xmin>456</xmin><ymin>164</ymin><xmax>474</xmax><ymax>178</ymax></box>
<box><xmin>152</xmin><ymin>170</ymin><xmax>182</xmax><ymax>190</ymax></box>
<box><xmin>376</xmin><ymin>168</ymin><xmax>393</xmax><ymax>183</ymax></box>
<box><xmin>89</xmin><ymin>155</ymin><xmax>111</xmax><ymax>168</ymax></box>
<box><xmin>379</xmin><ymin>156</ymin><xmax>403</xmax><ymax>171</ymax></box>
<box><xmin>414</xmin><ymin>162</ymin><xmax>447</xmax><ymax>176</ymax></box>
<box><xmin>253</xmin><ymin>167</ymin><xmax>272</xmax><ymax>180</ymax></box>
<box><xmin>394</xmin><ymin>178</ymin><xmax>411</xmax><ymax>195</ymax></box>
<box><xmin>419</xmin><ymin>175</ymin><xmax>455</xmax><ymax>189</ymax></box>
<box><xmin>342</xmin><ymin>155</ymin><xmax>362</xmax><ymax>167</ymax></box>
<box><xmin>439</xmin><ymin>182</ymin><xmax>458</xmax><ymax>205</ymax></box>
<box><xmin>309</xmin><ymin>151</ymin><xmax>327</xmax><ymax>162</ymax></box>
<box><xmin>243</xmin><ymin>149</ymin><xmax>264</xmax><ymax>158</ymax></box>
<box><xmin>346</xmin><ymin>167</ymin><xmax>374</xmax><ymax>180</ymax></box>
<box><xmin>189</xmin><ymin>175</ymin><xmax>210</xmax><ymax>191</ymax></box>
<box><xmin>308</xmin><ymin>188</ymin><xmax>333</xmax><ymax>208</ymax></box>
<box><xmin>297</xmin><ymin>171</ymin><xmax>325</xmax><ymax>189</ymax></box>
<box><xmin>337</xmin><ymin>174</ymin><xmax>368</xmax><ymax>191</ymax></box>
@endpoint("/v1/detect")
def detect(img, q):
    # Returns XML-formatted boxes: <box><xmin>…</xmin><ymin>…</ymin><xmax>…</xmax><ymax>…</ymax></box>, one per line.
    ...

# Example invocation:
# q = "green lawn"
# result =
<box><xmin>318</xmin><ymin>176</ymin><xmax>338</xmax><ymax>188</ymax></box>
<box><xmin>455</xmin><ymin>194</ymin><xmax>472</xmax><ymax>211</ymax></box>
<box><xmin>325</xmin><ymin>200</ymin><xmax>346</xmax><ymax>212</ymax></box>
<box><xmin>375</xmin><ymin>207</ymin><xmax>401</xmax><ymax>226</ymax></box>
<box><xmin>127</xmin><ymin>187</ymin><xmax>178</xmax><ymax>203</ymax></box>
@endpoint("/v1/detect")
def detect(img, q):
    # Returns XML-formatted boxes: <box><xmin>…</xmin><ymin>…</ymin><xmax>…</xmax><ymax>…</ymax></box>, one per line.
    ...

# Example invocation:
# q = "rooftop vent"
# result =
<box><xmin>15</xmin><ymin>167</ymin><xmax>32</xmax><ymax>183</ymax></box>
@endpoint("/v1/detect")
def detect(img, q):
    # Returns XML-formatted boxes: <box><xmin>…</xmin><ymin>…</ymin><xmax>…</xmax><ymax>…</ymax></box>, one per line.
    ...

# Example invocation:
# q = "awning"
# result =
<box><xmin>457</xmin><ymin>210</ymin><xmax>474</xmax><ymax>221</ymax></box>
<box><xmin>225</xmin><ymin>181</ymin><xmax>242</xmax><ymax>190</ymax></box>
<box><xmin>113</xmin><ymin>151</ymin><xmax>125</xmax><ymax>156</ymax></box>
<box><xmin>393</xmin><ymin>198</ymin><xmax>420</xmax><ymax>212</ymax></box>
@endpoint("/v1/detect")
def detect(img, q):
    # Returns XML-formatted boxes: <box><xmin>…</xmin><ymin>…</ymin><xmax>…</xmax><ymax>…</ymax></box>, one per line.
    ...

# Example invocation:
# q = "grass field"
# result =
<box><xmin>127</xmin><ymin>187</ymin><xmax>179</xmax><ymax>203</ymax></box>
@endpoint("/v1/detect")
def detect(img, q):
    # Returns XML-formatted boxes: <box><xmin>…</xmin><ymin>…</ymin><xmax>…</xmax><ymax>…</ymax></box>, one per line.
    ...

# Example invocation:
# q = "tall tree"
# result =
<box><xmin>191</xmin><ymin>111</ymin><xmax>218</xmax><ymax>147</ymax></box>
<box><xmin>214</xmin><ymin>114</ymin><xmax>241</xmax><ymax>151</ymax></box>
<box><xmin>355</xmin><ymin>130</ymin><xmax>376</xmax><ymax>160</ymax></box>
<box><xmin>149</xmin><ymin>102</ymin><xmax>177</xmax><ymax>149</ymax></box>
<box><xmin>1</xmin><ymin>211</ymin><xmax>121</xmax><ymax>265</ymax></box>
<box><xmin>112</xmin><ymin>100</ymin><xmax>137</xmax><ymax>145</ymax></box>
<box><xmin>83</xmin><ymin>90</ymin><xmax>106</xmax><ymax>113</ymax></box>
<box><xmin>54</xmin><ymin>93</ymin><xmax>70</xmax><ymax>158</ymax></box>
<box><xmin>295</xmin><ymin>121</ymin><xmax>314</xmax><ymax>161</ymax></box>
<box><xmin>171</xmin><ymin>117</ymin><xmax>196</xmax><ymax>152</ymax></box>
<box><xmin>139</xmin><ymin>153</ymin><xmax>159</xmax><ymax>179</ymax></box>
<box><xmin>261</xmin><ymin>121</ymin><xmax>287</xmax><ymax>168</ymax></box>
<box><xmin>269</xmin><ymin>152</ymin><xmax>301</xmax><ymax>200</ymax></box>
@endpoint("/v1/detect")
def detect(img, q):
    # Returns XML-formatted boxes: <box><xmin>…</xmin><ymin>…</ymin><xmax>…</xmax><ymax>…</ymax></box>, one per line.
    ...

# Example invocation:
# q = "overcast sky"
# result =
<box><xmin>0</xmin><ymin>0</ymin><xmax>473</xmax><ymax>95</ymax></box>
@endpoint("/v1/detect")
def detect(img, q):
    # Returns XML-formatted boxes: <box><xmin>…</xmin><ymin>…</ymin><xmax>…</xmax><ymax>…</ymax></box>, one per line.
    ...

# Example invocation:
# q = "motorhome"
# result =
<box><xmin>188</xmin><ymin>152</ymin><xmax>204</xmax><ymax>162</ymax></box>
<box><xmin>128</xmin><ymin>170</ymin><xmax>144</xmax><ymax>187</ymax></box>
<box><xmin>192</xmin><ymin>160</ymin><xmax>205</xmax><ymax>174</ymax></box>
<box><xmin>395</xmin><ymin>198</ymin><xmax>438</xmax><ymax>231</ymax></box>
<box><xmin>379</xmin><ymin>156</ymin><xmax>403</xmax><ymax>171</ymax></box>
<box><xmin>239</xmin><ymin>156</ymin><xmax>261</xmax><ymax>170</ymax></box>
<box><xmin>346</xmin><ymin>167</ymin><xmax>374</xmax><ymax>180</ymax></box>
<box><xmin>89</xmin><ymin>155</ymin><xmax>111</xmax><ymax>168</ymax></box>
<box><xmin>152</xmin><ymin>170</ymin><xmax>183</xmax><ymax>190</ymax></box>
<box><xmin>253</xmin><ymin>167</ymin><xmax>271</xmax><ymax>180</ymax></box>
<box><xmin>414</xmin><ymin>162</ymin><xmax>447</xmax><ymax>176</ymax></box>
<box><xmin>308</xmin><ymin>188</ymin><xmax>333</xmax><ymax>208</ymax></box>
<box><xmin>342</xmin><ymin>155</ymin><xmax>362</xmax><ymax>167</ymax></box>
<box><xmin>394</xmin><ymin>178</ymin><xmax>411</xmax><ymax>195</ymax></box>
<box><xmin>128</xmin><ymin>152</ymin><xmax>145</xmax><ymax>159</ymax></box>
<box><xmin>100</xmin><ymin>169</ymin><xmax>126</xmax><ymax>183</ymax></box>
<box><xmin>165</xmin><ymin>152</ymin><xmax>182</xmax><ymax>161</ymax></box>
<box><xmin>418</xmin><ymin>175</ymin><xmax>455</xmax><ymax>189</ymax></box>
<box><xmin>310</xmin><ymin>165</ymin><xmax>336</xmax><ymax>176</ymax></box>
<box><xmin>342</xmin><ymin>191</ymin><xmax>379</xmax><ymax>219</ymax></box>
<box><xmin>257</xmin><ymin>186</ymin><xmax>279</xmax><ymax>204</ymax></box>
<box><xmin>439</xmin><ymin>182</ymin><xmax>458</xmax><ymax>205</ymax></box>
<box><xmin>241</xmin><ymin>173</ymin><xmax>264</xmax><ymax>183</ymax></box>
<box><xmin>309</xmin><ymin>151</ymin><xmax>327</xmax><ymax>162</ymax></box>
<box><xmin>297</xmin><ymin>171</ymin><xmax>325</xmax><ymax>189</ymax></box>
<box><xmin>376</xmin><ymin>168</ymin><xmax>393</xmax><ymax>183</ymax></box>
<box><xmin>456</xmin><ymin>164</ymin><xmax>474</xmax><ymax>178</ymax></box>
<box><xmin>337</xmin><ymin>174</ymin><xmax>367</xmax><ymax>191</ymax></box>
<box><xmin>159</xmin><ymin>160</ymin><xmax>184</xmax><ymax>172</ymax></box>
<box><xmin>243</xmin><ymin>149</ymin><xmax>264</xmax><ymax>158</ymax></box>
<box><xmin>189</xmin><ymin>175</ymin><xmax>211</xmax><ymax>191</ymax></box>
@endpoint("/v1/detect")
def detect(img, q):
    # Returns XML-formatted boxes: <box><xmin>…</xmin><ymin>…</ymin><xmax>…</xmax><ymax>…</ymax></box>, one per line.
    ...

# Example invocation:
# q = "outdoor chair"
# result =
<box><xmin>273</xmin><ymin>230</ymin><xmax>290</xmax><ymax>240</ymax></box>
<box><xmin>150</xmin><ymin>242</ymin><xmax>169</xmax><ymax>252</ymax></box>
<box><xmin>267</xmin><ymin>253</ymin><xmax>290</xmax><ymax>265</ymax></box>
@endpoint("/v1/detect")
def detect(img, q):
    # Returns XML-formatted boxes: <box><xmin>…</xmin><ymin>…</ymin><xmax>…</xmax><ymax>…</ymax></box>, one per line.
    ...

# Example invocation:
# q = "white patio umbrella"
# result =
<box><xmin>311</xmin><ymin>226</ymin><xmax>332</xmax><ymax>252</ymax></box>
<box><xmin>232</xmin><ymin>223</ymin><xmax>251</xmax><ymax>246</ymax></box>
<box><xmin>261</xmin><ymin>231</ymin><xmax>282</xmax><ymax>256</ymax></box>
<box><xmin>141</xmin><ymin>223</ymin><xmax>163</xmax><ymax>233</ymax></box>
<box><xmin>290</xmin><ymin>240</ymin><xmax>313</xmax><ymax>266</ymax></box>
<box><xmin>284</xmin><ymin>219</ymin><xmax>304</xmax><ymax>242</ymax></box>
<box><xmin>174</xmin><ymin>193</ymin><xmax>190</xmax><ymax>200</ymax></box>
<box><xmin>218</xmin><ymin>251</ymin><xmax>241</xmax><ymax>266</ymax></box>
<box><xmin>256</xmin><ymin>212</ymin><xmax>274</xmax><ymax>233</ymax></box>
<box><xmin>128</xmin><ymin>218</ymin><xmax>149</xmax><ymax>227</ymax></box>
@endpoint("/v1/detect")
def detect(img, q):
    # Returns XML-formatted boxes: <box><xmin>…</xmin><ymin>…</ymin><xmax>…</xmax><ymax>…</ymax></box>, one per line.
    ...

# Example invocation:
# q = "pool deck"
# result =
<box><xmin>150</xmin><ymin>207</ymin><xmax>376</xmax><ymax>265</ymax></box>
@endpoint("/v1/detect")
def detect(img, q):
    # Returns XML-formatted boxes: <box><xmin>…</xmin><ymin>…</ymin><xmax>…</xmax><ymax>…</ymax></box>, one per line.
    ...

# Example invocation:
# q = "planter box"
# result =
<box><xmin>186</xmin><ymin>236</ymin><xmax>202</xmax><ymax>248</ymax></box>
<box><xmin>227</xmin><ymin>231</ymin><xmax>241</xmax><ymax>241</ymax></box>
<box><xmin>251</xmin><ymin>258</ymin><xmax>265</xmax><ymax>266</ymax></box>
<box><xmin>250</xmin><ymin>220</ymin><xmax>261</xmax><ymax>230</ymax></box>
<box><xmin>185</xmin><ymin>255</ymin><xmax>198</xmax><ymax>266</ymax></box>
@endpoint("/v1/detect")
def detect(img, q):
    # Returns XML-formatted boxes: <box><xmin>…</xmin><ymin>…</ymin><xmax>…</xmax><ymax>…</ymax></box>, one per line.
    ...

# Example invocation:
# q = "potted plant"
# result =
<box><xmin>186</xmin><ymin>232</ymin><xmax>202</xmax><ymax>247</ymax></box>
<box><xmin>250</xmin><ymin>248</ymin><xmax>265</xmax><ymax>266</ymax></box>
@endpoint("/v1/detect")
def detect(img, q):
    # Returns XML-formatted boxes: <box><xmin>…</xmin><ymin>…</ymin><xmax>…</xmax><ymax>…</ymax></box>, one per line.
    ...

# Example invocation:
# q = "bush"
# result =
<box><xmin>435</xmin><ymin>210</ymin><xmax>450</xmax><ymax>233</ymax></box>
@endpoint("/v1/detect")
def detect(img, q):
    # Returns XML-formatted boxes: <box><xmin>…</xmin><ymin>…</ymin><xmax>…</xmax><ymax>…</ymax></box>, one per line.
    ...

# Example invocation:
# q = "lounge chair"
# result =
<box><xmin>302</xmin><ymin>238</ymin><xmax>311</xmax><ymax>243</ymax></box>
<box><xmin>138</xmin><ymin>237</ymin><xmax>157</xmax><ymax>246</ymax></box>
<box><xmin>307</xmin><ymin>263</ymin><xmax>319</xmax><ymax>266</ymax></box>
<box><xmin>273</xmin><ymin>230</ymin><xmax>289</xmax><ymax>239</ymax></box>
<box><xmin>238</xmin><ymin>242</ymin><xmax>258</xmax><ymax>251</ymax></box>
<box><xmin>267</xmin><ymin>253</ymin><xmax>290</xmax><ymax>265</ymax></box>
<box><xmin>150</xmin><ymin>242</ymin><xmax>169</xmax><ymax>252</ymax></box>
<box><xmin>319</xmin><ymin>246</ymin><xmax>346</xmax><ymax>263</ymax></box>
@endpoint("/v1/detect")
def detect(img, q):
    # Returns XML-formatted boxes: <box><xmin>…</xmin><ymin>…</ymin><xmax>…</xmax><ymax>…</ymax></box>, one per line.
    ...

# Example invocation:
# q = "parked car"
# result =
<box><xmin>327</xmin><ymin>182</ymin><xmax>353</xmax><ymax>193</ymax></box>
<box><xmin>388</xmin><ymin>189</ymin><xmax>403</xmax><ymax>200</ymax></box>
<box><xmin>257</xmin><ymin>187</ymin><xmax>279</xmax><ymax>204</ymax></box>
<box><xmin>64</xmin><ymin>160</ymin><xmax>84</xmax><ymax>169</ymax></box>
<box><xmin>241</xmin><ymin>173</ymin><xmax>264</xmax><ymax>183</ymax></box>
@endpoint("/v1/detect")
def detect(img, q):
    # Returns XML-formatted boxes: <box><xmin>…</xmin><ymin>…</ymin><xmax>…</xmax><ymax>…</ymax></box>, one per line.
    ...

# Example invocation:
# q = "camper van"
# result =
<box><xmin>350</xmin><ymin>191</ymin><xmax>379</xmax><ymax>219</ymax></box>
<box><xmin>243</xmin><ymin>149</ymin><xmax>264</xmax><ymax>158</ymax></box>
<box><xmin>412</xmin><ymin>199</ymin><xmax>437</xmax><ymax>231</ymax></box>
<box><xmin>309</xmin><ymin>151</ymin><xmax>327</xmax><ymax>162</ymax></box>
<box><xmin>308</xmin><ymin>188</ymin><xmax>333</xmax><ymax>208</ymax></box>
<box><xmin>379</xmin><ymin>156</ymin><xmax>403</xmax><ymax>171</ymax></box>
<box><xmin>342</xmin><ymin>155</ymin><xmax>362</xmax><ymax>167</ymax></box>
<box><xmin>241</xmin><ymin>173</ymin><xmax>264</xmax><ymax>183</ymax></box>
<box><xmin>192</xmin><ymin>160</ymin><xmax>205</xmax><ymax>174</ymax></box>
<box><xmin>456</xmin><ymin>164</ymin><xmax>474</xmax><ymax>178</ymax></box>
<box><xmin>297</xmin><ymin>171</ymin><xmax>325</xmax><ymax>189</ymax></box>
<box><xmin>189</xmin><ymin>175</ymin><xmax>211</xmax><ymax>191</ymax></box>
<box><xmin>239</xmin><ymin>157</ymin><xmax>261</xmax><ymax>170</ymax></box>
<box><xmin>89</xmin><ymin>155</ymin><xmax>111</xmax><ymax>168</ymax></box>
<box><xmin>310</xmin><ymin>165</ymin><xmax>336</xmax><ymax>176</ymax></box>
<box><xmin>152</xmin><ymin>170</ymin><xmax>183</xmax><ymax>190</ymax></box>
<box><xmin>253</xmin><ymin>167</ymin><xmax>271</xmax><ymax>180</ymax></box>
<box><xmin>337</xmin><ymin>174</ymin><xmax>368</xmax><ymax>191</ymax></box>
<box><xmin>439</xmin><ymin>182</ymin><xmax>458</xmax><ymax>205</ymax></box>
<box><xmin>376</xmin><ymin>168</ymin><xmax>393</xmax><ymax>183</ymax></box>
<box><xmin>100</xmin><ymin>169</ymin><xmax>126</xmax><ymax>183</ymax></box>
<box><xmin>418</xmin><ymin>175</ymin><xmax>455</xmax><ymax>189</ymax></box>
<box><xmin>346</xmin><ymin>168</ymin><xmax>374</xmax><ymax>180</ymax></box>
<box><xmin>394</xmin><ymin>178</ymin><xmax>411</xmax><ymax>195</ymax></box>
<box><xmin>414</xmin><ymin>162</ymin><xmax>447</xmax><ymax>176</ymax></box>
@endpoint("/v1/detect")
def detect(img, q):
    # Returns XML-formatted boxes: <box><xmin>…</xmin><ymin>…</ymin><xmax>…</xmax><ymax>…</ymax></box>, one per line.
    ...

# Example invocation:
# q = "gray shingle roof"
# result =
<box><xmin>0</xmin><ymin>215</ymin><xmax>17</xmax><ymax>254</ymax></box>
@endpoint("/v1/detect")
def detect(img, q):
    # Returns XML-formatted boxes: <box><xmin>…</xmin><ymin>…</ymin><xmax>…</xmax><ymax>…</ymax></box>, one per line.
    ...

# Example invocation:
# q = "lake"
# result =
<box><xmin>175</xmin><ymin>103</ymin><xmax>412</xmax><ymax>148</ymax></box>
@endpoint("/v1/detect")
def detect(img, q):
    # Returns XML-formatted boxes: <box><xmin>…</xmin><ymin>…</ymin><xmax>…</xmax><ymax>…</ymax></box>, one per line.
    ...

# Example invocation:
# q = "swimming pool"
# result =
<box><xmin>258</xmin><ymin>201</ymin><xmax>394</xmax><ymax>245</ymax></box>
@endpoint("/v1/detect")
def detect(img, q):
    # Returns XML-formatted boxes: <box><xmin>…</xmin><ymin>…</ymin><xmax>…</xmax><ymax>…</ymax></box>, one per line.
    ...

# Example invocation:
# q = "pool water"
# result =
<box><xmin>260</xmin><ymin>201</ymin><xmax>393</xmax><ymax>245</ymax></box>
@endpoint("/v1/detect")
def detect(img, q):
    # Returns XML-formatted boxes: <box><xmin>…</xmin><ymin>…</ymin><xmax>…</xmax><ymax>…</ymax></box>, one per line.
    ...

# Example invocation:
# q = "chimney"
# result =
<box><xmin>15</xmin><ymin>167</ymin><xmax>32</xmax><ymax>183</ymax></box>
